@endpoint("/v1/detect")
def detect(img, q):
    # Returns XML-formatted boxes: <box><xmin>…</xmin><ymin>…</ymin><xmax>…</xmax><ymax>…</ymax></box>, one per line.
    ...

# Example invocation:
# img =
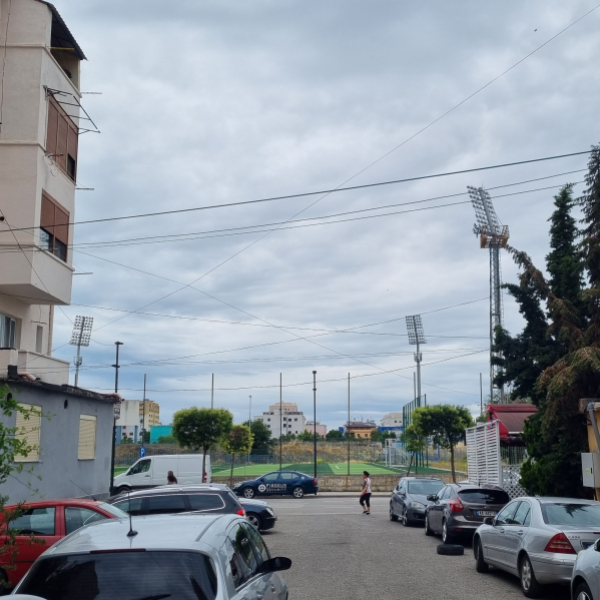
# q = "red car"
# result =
<box><xmin>0</xmin><ymin>499</ymin><xmax>127</xmax><ymax>589</ymax></box>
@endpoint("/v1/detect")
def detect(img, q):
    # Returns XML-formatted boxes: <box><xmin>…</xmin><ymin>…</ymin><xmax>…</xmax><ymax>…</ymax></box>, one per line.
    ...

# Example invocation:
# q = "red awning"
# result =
<box><xmin>486</xmin><ymin>404</ymin><xmax>537</xmax><ymax>443</ymax></box>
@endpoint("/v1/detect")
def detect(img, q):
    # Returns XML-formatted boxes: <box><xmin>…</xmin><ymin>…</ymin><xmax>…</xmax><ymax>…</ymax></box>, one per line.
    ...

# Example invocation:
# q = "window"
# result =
<box><xmin>442</xmin><ymin>487</ymin><xmax>453</xmax><ymax>500</ymax></box>
<box><xmin>458</xmin><ymin>489</ymin><xmax>510</xmax><ymax>505</ymax></box>
<box><xmin>146</xmin><ymin>494</ymin><xmax>187</xmax><ymax>515</ymax></box>
<box><xmin>77</xmin><ymin>415</ymin><xmax>96</xmax><ymax>460</ymax></box>
<box><xmin>263</xmin><ymin>473</ymin><xmax>279</xmax><ymax>482</ymax></box>
<box><xmin>187</xmin><ymin>494</ymin><xmax>225</xmax><ymax>512</ymax></box>
<box><xmin>0</xmin><ymin>313</ymin><xmax>16</xmax><ymax>348</ymax></box>
<box><xmin>35</xmin><ymin>325</ymin><xmax>43</xmax><ymax>354</ymax></box>
<box><xmin>496</xmin><ymin>502</ymin><xmax>519</xmax><ymax>526</ymax></box>
<box><xmin>244</xmin><ymin>522</ymin><xmax>270</xmax><ymax>564</ymax></box>
<box><xmin>46</xmin><ymin>96</ymin><xmax>78</xmax><ymax>181</ymax></box>
<box><xmin>408</xmin><ymin>480</ymin><xmax>444</xmax><ymax>496</ymax></box>
<box><xmin>128</xmin><ymin>459</ymin><xmax>151</xmax><ymax>475</ymax></box>
<box><xmin>9</xmin><ymin>507</ymin><xmax>55</xmax><ymax>536</ymax></box>
<box><xmin>279</xmin><ymin>473</ymin><xmax>294</xmax><ymax>481</ymax></box>
<box><xmin>40</xmin><ymin>193</ymin><xmax>69</xmax><ymax>262</ymax></box>
<box><xmin>112</xmin><ymin>497</ymin><xmax>143</xmax><ymax>516</ymax></box>
<box><xmin>541</xmin><ymin>503</ymin><xmax>600</xmax><ymax>526</ymax></box>
<box><xmin>19</xmin><ymin>551</ymin><xmax>218</xmax><ymax>600</ymax></box>
<box><xmin>512</xmin><ymin>502</ymin><xmax>531</xmax><ymax>526</ymax></box>
<box><xmin>14</xmin><ymin>403</ymin><xmax>41</xmax><ymax>462</ymax></box>
<box><xmin>65</xmin><ymin>507</ymin><xmax>107</xmax><ymax>535</ymax></box>
<box><xmin>226</xmin><ymin>524</ymin><xmax>259</xmax><ymax>589</ymax></box>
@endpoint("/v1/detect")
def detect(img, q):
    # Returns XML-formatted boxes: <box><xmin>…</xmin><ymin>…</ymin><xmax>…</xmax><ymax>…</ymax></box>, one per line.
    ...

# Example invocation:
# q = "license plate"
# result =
<box><xmin>582</xmin><ymin>542</ymin><xmax>594</xmax><ymax>549</ymax></box>
<box><xmin>476</xmin><ymin>511</ymin><xmax>497</xmax><ymax>517</ymax></box>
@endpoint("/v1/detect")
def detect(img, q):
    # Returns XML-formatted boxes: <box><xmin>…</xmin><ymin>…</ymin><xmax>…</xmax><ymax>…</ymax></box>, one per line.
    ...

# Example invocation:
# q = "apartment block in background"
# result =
<box><xmin>116</xmin><ymin>400</ymin><xmax>161</xmax><ymax>443</ymax></box>
<box><xmin>255</xmin><ymin>402</ymin><xmax>307</xmax><ymax>437</ymax></box>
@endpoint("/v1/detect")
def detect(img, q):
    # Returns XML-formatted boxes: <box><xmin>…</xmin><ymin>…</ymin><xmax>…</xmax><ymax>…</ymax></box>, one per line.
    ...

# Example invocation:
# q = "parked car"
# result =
<box><xmin>108</xmin><ymin>485</ymin><xmax>246</xmax><ymax>522</ymax></box>
<box><xmin>390</xmin><ymin>477</ymin><xmax>444</xmax><ymax>526</ymax></box>
<box><xmin>13</xmin><ymin>513</ymin><xmax>292</xmax><ymax>599</ymax></box>
<box><xmin>155</xmin><ymin>483</ymin><xmax>278</xmax><ymax>531</ymax></box>
<box><xmin>474</xmin><ymin>497</ymin><xmax>600</xmax><ymax>598</ymax></box>
<box><xmin>112</xmin><ymin>454</ymin><xmax>211</xmax><ymax>494</ymax></box>
<box><xmin>0</xmin><ymin>499</ymin><xmax>128</xmax><ymax>589</ymax></box>
<box><xmin>572</xmin><ymin>538</ymin><xmax>600</xmax><ymax>600</ymax></box>
<box><xmin>424</xmin><ymin>482</ymin><xmax>510</xmax><ymax>543</ymax></box>
<box><xmin>233</xmin><ymin>471</ymin><xmax>319</xmax><ymax>499</ymax></box>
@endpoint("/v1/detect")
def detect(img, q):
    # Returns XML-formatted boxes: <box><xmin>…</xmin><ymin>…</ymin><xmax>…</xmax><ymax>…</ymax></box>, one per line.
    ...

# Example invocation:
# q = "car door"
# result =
<box><xmin>397</xmin><ymin>480</ymin><xmax>408</xmax><ymax>516</ymax></box>
<box><xmin>64</xmin><ymin>506</ymin><xmax>109</xmax><ymax>536</ymax></box>
<box><xmin>223</xmin><ymin>522</ymin><xmax>263</xmax><ymax>599</ymax></box>
<box><xmin>485</xmin><ymin>500</ymin><xmax>520</xmax><ymax>566</ymax></box>
<box><xmin>127</xmin><ymin>458</ymin><xmax>152</xmax><ymax>488</ymax></box>
<box><xmin>243</xmin><ymin>522</ymin><xmax>281</xmax><ymax>600</ymax></box>
<box><xmin>501</xmin><ymin>501</ymin><xmax>531</xmax><ymax>573</ymax></box>
<box><xmin>3</xmin><ymin>505</ymin><xmax>61</xmax><ymax>585</ymax></box>
<box><xmin>429</xmin><ymin>486</ymin><xmax>447</xmax><ymax>531</ymax></box>
<box><xmin>257</xmin><ymin>473</ymin><xmax>280</xmax><ymax>495</ymax></box>
<box><xmin>278</xmin><ymin>472</ymin><xmax>295</xmax><ymax>494</ymax></box>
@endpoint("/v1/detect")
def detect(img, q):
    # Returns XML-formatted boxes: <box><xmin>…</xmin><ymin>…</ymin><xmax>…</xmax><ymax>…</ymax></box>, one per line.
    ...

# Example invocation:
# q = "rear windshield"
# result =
<box><xmin>18</xmin><ymin>550</ymin><xmax>217</xmax><ymax>600</ymax></box>
<box><xmin>407</xmin><ymin>480</ymin><xmax>444</xmax><ymax>495</ymax></box>
<box><xmin>458</xmin><ymin>489</ymin><xmax>510</xmax><ymax>505</ymax></box>
<box><xmin>542</xmin><ymin>503</ymin><xmax>600</xmax><ymax>527</ymax></box>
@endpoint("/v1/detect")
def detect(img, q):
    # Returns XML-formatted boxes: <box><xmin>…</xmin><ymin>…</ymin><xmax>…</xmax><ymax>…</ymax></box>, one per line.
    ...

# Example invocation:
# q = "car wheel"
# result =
<box><xmin>242</xmin><ymin>487</ymin><xmax>255</xmax><ymax>499</ymax></box>
<box><xmin>292</xmin><ymin>486</ymin><xmax>304</xmax><ymax>499</ymax></box>
<box><xmin>437</xmin><ymin>544</ymin><xmax>464</xmax><ymax>556</ymax></box>
<box><xmin>575</xmin><ymin>581</ymin><xmax>594</xmax><ymax>600</ymax></box>
<box><xmin>474</xmin><ymin>537</ymin><xmax>489</xmax><ymax>573</ymax></box>
<box><xmin>402</xmin><ymin>509</ymin><xmax>412</xmax><ymax>526</ymax></box>
<box><xmin>116</xmin><ymin>486</ymin><xmax>131</xmax><ymax>495</ymax></box>
<box><xmin>520</xmin><ymin>555</ymin><xmax>542</xmax><ymax>598</ymax></box>
<box><xmin>424</xmin><ymin>514</ymin><xmax>433</xmax><ymax>536</ymax></box>
<box><xmin>246</xmin><ymin>512</ymin><xmax>263</xmax><ymax>530</ymax></box>
<box><xmin>441</xmin><ymin>520</ymin><xmax>453</xmax><ymax>544</ymax></box>
<box><xmin>389</xmin><ymin>505</ymin><xmax>398</xmax><ymax>521</ymax></box>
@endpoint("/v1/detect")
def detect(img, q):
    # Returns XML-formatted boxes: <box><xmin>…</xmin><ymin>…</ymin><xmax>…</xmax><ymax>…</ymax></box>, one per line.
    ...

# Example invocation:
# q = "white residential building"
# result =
<box><xmin>255</xmin><ymin>402</ymin><xmax>306</xmax><ymax>437</ymax></box>
<box><xmin>116</xmin><ymin>400</ymin><xmax>160</xmax><ymax>443</ymax></box>
<box><xmin>381</xmin><ymin>412</ymin><xmax>403</xmax><ymax>428</ymax></box>
<box><xmin>0</xmin><ymin>0</ymin><xmax>87</xmax><ymax>385</ymax></box>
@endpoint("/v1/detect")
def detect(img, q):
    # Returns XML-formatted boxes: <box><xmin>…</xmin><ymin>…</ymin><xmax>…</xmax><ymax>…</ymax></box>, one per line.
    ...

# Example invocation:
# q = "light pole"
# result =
<box><xmin>313</xmin><ymin>371</ymin><xmax>317</xmax><ymax>479</ymax></box>
<box><xmin>110</xmin><ymin>341</ymin><xmax>123</xmax><ymax>495</ymax></box>
<box><xmin>69</xmin><ymin>315</ymin><xmax>93</xmax><ymax>387</ymax></box>
<box><xmin>279</xmin><ymin>373</ymin><xmax>283</xmax><ymax>471</ymax></box>
<box><xmin>141</xmin><ymin>373</ymin><xmax>147</xmax><ymax>444</ymax></box>
<box><xmin>347</xmin><ymin>373</ymin><xmax>350</xmax><ymax>476</ymax></box>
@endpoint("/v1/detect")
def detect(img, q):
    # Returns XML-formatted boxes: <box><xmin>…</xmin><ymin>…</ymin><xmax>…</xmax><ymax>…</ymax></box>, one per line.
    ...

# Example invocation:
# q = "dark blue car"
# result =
<box><xmin>233</xmin><ymin>471</ymin><xmax>319</xmax><ymax>499</ymax></box>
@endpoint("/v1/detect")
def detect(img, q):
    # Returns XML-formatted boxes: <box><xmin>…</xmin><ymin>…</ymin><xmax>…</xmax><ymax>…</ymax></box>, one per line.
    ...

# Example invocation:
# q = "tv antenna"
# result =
<box><xmin>69</xmin><ymin>316</ymin><xmax>93</xmax><ymax>387</ymax></box>
<box><xmin>468</xmin><ymin>186</ymin><xmax>509</xmax><ymax>404</ymax></box>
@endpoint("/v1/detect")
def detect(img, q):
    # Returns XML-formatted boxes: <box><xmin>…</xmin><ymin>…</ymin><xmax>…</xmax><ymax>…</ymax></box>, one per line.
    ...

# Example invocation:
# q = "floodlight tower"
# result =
<box><xmin>406</xmin><ymin>315</ymin><xmax>426</xmax><ymax>401</ymax></box>
<box><xmin>69</xmin><ymin>316</ymin><xmax>93</xmax><ymax>387</ymax></box>
<box><xmin>468</xmin><ymin>186</ymin><xmax>509</xmax><ymax>404</ymax></box>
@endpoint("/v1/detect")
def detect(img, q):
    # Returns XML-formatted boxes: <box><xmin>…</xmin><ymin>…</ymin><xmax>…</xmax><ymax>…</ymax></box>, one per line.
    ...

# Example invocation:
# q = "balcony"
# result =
<box><xmin>0</xmin><ymin>245</ymin><xmax>73</xmax><ymax>304</ymax></box>
<box><xmin>17</xmin><ymin>351</ymin><xmax>69</xmax><ymax>386</ymax></box>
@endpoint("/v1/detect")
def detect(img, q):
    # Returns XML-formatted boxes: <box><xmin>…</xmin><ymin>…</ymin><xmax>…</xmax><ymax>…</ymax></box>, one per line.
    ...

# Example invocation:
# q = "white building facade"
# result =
<box><xmin>255</xmin><ymin>402</ymin><xmax>306</xmax><ymax>438</ymax></box>
<box><xmin>381</xmin><ymin>412</ymin><xmax>403</xmax><ymax>428</ymax></box>
<box><xmin>0</xmin><ymin>0</ymin><xmax>87</xmax><ymax>385</ymax></box>
<box><xmin>116</xmin><ymin>400</ymin><xmax>160</xmax><ymax>443</ymax></box>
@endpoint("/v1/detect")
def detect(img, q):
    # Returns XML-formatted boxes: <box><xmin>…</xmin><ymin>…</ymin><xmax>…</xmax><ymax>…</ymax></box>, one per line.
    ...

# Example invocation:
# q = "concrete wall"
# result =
<box><xmin>0</xmin><ymin>383</ymin><xmax>114</xmax><ymax>503</ymax></box>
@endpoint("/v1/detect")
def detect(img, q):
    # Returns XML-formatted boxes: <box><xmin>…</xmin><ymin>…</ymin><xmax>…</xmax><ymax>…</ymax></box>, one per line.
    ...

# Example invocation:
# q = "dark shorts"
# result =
<box><xmin>360</xmin><ymin>493</ymin><xmax>371</xmax><ymax>508</ymax></box>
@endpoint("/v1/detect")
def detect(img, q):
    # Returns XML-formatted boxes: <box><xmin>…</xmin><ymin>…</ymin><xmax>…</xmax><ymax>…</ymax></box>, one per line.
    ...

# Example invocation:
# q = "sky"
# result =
<box><xmin>45</xmin><ymin>0</ymin><xmax>600</xmax><ymax>429</ymax></box>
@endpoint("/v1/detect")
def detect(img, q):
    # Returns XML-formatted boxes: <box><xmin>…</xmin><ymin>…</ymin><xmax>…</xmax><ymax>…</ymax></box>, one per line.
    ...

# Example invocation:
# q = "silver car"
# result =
<box><xmin>13</xmin><ymin>513</ymin><xmax>291</xmax><ymax>599</ymax></box>
<box><xmin>473</xmin><ymin>496</ymin><xmax>600</xmax><ymax>598</ymax></box>
<box><xmin>572</xmin><ymin>540</ymin><xmax>600</xmax><ymax>600</ymax></box>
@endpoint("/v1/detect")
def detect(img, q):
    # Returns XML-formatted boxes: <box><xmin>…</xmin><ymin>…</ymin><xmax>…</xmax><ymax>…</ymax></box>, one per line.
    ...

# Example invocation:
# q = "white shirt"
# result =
<box><xmin>363</xmin><ymin>477</ymin><xmax>372</xmax><ymax>494</ymax></box>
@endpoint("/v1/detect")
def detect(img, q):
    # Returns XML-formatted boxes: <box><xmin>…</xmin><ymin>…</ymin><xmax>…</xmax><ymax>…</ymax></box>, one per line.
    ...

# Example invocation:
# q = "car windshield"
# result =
<box><xmin>407</xmin><ymin>481</ymin><xmax>444</xmax><ymax>495</ymax></box>
<box><xmin>542</xmin><ymin>503</ymin><xmax>600</xmax><ymax>526</ymax></box>
<box><xmin>458</xmin><ymin>489</ymin><xmax>510</xmax><ymax>505</ymax></box>
<box><xmin>97</xmin><ymin>503</ymin><xmax>129</xmax><ymax>519</ymax></box>
<box><xmin>18</xmin><ymin>551</ymin><xmax>217</xmax><ymax>600</ymax></box>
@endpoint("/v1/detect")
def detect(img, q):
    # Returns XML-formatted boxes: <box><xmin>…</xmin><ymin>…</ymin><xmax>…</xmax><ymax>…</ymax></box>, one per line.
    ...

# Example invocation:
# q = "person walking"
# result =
<box><xmin>167</xmin><ymin>470</ymin><xmax>178</xmax><ymax>484</ymax></box>
<box><xmin>359</xmin><ymin>470</ymin><xmax>372</xmax><ymax>515</ymax></box>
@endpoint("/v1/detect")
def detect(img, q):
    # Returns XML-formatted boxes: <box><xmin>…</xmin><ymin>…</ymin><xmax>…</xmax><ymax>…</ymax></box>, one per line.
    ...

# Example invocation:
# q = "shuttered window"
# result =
<box><xmin>40</xmin><ymin>192</ymin><xmax>69</xmax><ymax>262</ymax></box>
<box><xmin>78</xmin><ymin>415</ymin><xmax>96</xmax><ymax>460</ymax></box>
<box><xmin>45</xmin><ymin>96</ymin><xmax>78</xmax><ymax>181</ymax></box>
<box><xmin>14</xmin><ymin>403</ymin><xmax>42</xmax><ymax>463</ymax></box>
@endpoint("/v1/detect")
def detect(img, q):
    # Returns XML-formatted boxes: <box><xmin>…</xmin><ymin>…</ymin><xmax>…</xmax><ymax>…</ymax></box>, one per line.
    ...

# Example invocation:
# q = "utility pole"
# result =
<box><xmin>480</xmin><ymin>372</ymin><xmax>483</xmax><ymax>415</ymax></box>
<box><xmin>110</xmin><ymin>341</ymin><xmax>123</xmax><ymax>494</ymax></box>
<box><xmin>469</xmin><ymin>186</ymin><xmax>509</xmax><ymax>403</ymax></box>
<box><xmin>279</xmin><ymin>373</ymin><xmax>283</xmax><ymax>471</ymax></box>
<box><xmin>211</xmin><ymin>373</ymin><xmax>214</xmax><ymax>409</ymax></box>
<box><xmin>347</xmin><ymin>373</ymin><xmax>350</xmax><ymax>476</ymax></box>
<box><xmin>142</xmin><ymin>373</ymin><xmax>147</xmax><ymax>444</ymax></box>
<box><xmin>313</xmin><ymin>371</ymin><xmax>317</xmax><ymax>479</ymax></box>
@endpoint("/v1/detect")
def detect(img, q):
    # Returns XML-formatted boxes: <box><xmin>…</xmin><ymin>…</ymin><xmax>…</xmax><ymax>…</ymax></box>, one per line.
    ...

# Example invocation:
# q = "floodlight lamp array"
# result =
<box><xmin>405</xmin><ymin>314</ymin><xmax>426</xmax><ymax>345</ymax></box>
<box><xmin>69</xmin><ymin>315</ymin><xmax>94</xmax><ymax>347</ymax></box>
<box><xmin>468</xmin><ymin>186</ymin><xmax>501</xmax><ymax>236</ymax></box>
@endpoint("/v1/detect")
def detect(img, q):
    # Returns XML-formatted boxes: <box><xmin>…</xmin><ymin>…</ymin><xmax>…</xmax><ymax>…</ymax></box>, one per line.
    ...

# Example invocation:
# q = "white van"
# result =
<box><xmin>112</xmin><ymin>454</ymin><xmax>211</xmax><ymax>494</ymax></box>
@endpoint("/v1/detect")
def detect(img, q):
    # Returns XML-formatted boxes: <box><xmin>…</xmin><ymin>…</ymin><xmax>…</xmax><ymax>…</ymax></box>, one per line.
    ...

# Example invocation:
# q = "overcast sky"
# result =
<box><xmin>48</xmin><ymin>0</ymin><xmax>600</xmax><ymax>429</ymax></box>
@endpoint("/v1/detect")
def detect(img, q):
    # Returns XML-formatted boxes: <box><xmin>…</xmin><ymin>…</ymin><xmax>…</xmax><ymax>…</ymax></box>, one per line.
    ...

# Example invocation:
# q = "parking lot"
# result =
<box><xmin>263</xmin><ymin>496</ymin><xmax>571</xmax><ymax>600</ymax></box>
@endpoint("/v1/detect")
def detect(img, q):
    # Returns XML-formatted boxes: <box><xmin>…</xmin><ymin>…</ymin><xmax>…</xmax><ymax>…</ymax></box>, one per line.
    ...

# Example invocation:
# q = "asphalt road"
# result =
<box><xmin>262</xmin><ymin>496</ymin><xmax>571</xmax><ymax>600</ymax></box>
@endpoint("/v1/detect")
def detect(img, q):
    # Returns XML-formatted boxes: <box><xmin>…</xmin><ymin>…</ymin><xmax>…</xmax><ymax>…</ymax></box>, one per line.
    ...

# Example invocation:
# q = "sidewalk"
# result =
<box><xmin>311</xmin><ymin>492</ymin><xmax>389</xmax><ymax>498</ymax></box>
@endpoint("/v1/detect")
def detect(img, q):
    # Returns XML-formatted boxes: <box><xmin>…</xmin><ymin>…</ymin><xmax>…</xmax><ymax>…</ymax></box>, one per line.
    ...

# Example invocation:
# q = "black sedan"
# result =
<box><xmin>390</xmin><ymin>476</ymin><xmax>445</xmax><ymax>526</ymax></box>
<box><xmin>233</xmin><ymin>471</ymin><xmax>319</xmax><ymax>499</ymax></box>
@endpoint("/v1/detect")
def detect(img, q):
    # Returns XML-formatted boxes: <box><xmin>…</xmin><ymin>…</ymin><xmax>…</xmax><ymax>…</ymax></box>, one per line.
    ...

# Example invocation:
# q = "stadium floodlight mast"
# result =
<box><xmin>69</xmin><ymin>315</ymin><xmax>93</xmax><ymax>387</ymax></box>
<box><xmin>468</xmin><ymin>186</ymin><xmax>510</xmax><ymax>404</ymax></box>
<box><xmin>405</xmin><ymin>315</ymin><xmax>426</xmax><ymax>401</ymax></box>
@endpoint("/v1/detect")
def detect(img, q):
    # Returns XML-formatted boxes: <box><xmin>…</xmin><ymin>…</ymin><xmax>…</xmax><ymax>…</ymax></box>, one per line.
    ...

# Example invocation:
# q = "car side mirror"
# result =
<box><xmin>426</xmin><ymin>495</ymin><xmax>436</xmax><ymax>501</ymax></box>
<box><xmin>484</xmin><ymin>517</ymin><xmax>495</xmax><ymax>526</ymax></box>
<box><xmin>258</xmin><ymin>556</ymin><xmax>292</xmax><ymax>574</ymax></box>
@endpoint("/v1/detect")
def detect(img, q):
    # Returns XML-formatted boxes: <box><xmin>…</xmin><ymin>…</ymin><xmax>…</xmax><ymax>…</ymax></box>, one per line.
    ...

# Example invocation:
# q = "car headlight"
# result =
<box><xmin>266</xmin><ymin>508</ymin><xmax>275</xmax><ymax>516</ymax></box>
<box><xmin>233</xmin><ymin>483</ymin><xmax>241</xmax><ymax>488</ymax></box>
<box><xmin>411</xmin><ymin>502</ymin><xmax>426</xmax><ymax>510</ymax></box>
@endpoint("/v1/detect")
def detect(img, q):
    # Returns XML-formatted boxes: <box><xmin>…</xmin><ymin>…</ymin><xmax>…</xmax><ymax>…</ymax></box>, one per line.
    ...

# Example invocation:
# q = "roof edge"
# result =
<box><xmin>34</xmin><ymin>0</ymin><xmax>87</xmax><ymax>60</ymax></box>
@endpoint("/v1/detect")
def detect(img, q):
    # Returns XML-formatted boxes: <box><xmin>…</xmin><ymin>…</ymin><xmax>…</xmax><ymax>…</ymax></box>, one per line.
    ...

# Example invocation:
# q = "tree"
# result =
<box><xmin>157</xmin><ymin>435</ymin><xmax>177</xmax><ymax>444</ymax></box>
<box><xmin>326</xmin><ymin>429</ymin><xmax>343</xmax><ymax>441</ymax></box>
<box><xmin>298</xmin><ymin>430</ymin><xmax>323</xmax><ymax>442</ymax></box>
<box><xmin>0</xmin><ymin>386</ymin><xmax>43</xmax><ymax>590</ymax></box>
<box><xmin>139</xmin><ymin>430</ymin><xmax>150</xmax><ymax>444</ymax></box>
<box><xmin>401</xmin><ymin>425</ymin><xmax>427</xmax><ymax>476</ymax></box>
<box><xmin>172</xmin><ymin>407</ymin><xmax>233</xmax><ymax>483</ymax></box>
<box><xmin>221</xmin><ymin>425</ymin><xmax>254</xmax><ymax>487</ymax></box>
<box><xmin>249</xmin><ymin>420</ymin><xmax>273</xmax><ymax>454</ymax></box>
<box><xmin>412</xmin><ymin>405</ymin><xmax>474</xmax><ymax>482</ymax></box>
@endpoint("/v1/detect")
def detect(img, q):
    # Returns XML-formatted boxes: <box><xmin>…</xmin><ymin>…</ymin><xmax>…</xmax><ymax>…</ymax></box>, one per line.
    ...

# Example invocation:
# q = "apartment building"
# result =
<box><xmin>116</xmin><ymin>400</ymin><xmax>161</xmax><ymax>443</ymax></box>
<box><xmin>255</xmin><ymin>402</ymin><xmax>306</xmax><ymax>437</ymax></box>
<box><xmin>0</xmin><ymin>0</ymin><xmax>87</xmax><ymax>385</ymax></box>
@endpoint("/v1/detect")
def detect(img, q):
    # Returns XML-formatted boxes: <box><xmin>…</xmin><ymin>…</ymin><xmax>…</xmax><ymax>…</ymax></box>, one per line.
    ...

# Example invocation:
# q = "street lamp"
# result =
<box><xmin>69</xmin><ymin>315</ymin><xmax>93</xmax><ymax>387</ymax></box>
